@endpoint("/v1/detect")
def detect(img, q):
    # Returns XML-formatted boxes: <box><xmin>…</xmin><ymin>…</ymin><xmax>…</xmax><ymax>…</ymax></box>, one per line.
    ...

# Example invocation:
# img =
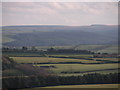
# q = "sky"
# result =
<box><xmin>1</xmin><ymin>1</ymin><xmax>118</xmax><ymax>26</ymax></box>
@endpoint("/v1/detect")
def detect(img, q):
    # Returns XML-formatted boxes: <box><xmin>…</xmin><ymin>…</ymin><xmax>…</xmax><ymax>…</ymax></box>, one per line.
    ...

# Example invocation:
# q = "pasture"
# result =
<box><xmin>11</xmin><ymin>57</ymin><xmax>101</xmax><ymax>64</ymax></box>
<box><xmin>34</xmin><ymin>63</ymin><xmax>119</xmax><ymax>75</ymax></box>
<box><xmin>93</xmin><ymin>58</ymin><xmax>119</xmax><ymax>61</ymax></box>
<box><xmin>44</xmin><ymin>84</ymin><xmax>119</xmax><ymax>88</ymax></box>
<box><xmin>10</xmin><ymin>56</ymin><xmax>119</xmax><ymax>76</ymax></box>
<box><xmin>48</xmin><ymin>54</ymin><xmax>93</xmax><ymax>58</ymax></box>
<box><xmin>21</xmin><ymin>84</ymin><xmax>119</xmax><ymax>89</ymax></box>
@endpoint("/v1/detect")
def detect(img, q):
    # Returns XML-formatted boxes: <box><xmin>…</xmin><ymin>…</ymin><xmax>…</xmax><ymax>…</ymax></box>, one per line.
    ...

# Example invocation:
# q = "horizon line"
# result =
<box><xmin>1</xmin><ymin>24</ymin><xmax>118</xmax><ymax>27</ymax></box>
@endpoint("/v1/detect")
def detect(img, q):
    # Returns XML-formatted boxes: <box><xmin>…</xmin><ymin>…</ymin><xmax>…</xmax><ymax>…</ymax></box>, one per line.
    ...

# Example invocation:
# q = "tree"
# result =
<box><xmin>22</xmin><ymin>46</ymin><xmax>28</xmax><ymax>51</ymax></box>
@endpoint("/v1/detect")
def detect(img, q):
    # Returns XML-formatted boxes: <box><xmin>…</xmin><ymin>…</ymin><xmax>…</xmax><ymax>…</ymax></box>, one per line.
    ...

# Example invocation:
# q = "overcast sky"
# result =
<box><xmin>1</xmin><ymin>2</ymin><xmax>118</xmax><ymax>26</ymax></box>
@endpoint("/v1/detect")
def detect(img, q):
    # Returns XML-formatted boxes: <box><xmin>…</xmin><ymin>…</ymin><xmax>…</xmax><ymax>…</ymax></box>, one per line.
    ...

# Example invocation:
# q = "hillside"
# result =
<box><xmin>2</xmin><ymin>25</ymin><xmax>118</xmax><ymax>46</ymax></box>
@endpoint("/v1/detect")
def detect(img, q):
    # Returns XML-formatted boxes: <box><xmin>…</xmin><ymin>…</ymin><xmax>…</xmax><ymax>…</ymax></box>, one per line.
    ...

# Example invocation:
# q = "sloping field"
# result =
<box><xmin>11</xmin><ymin>57</ymin><xmax>100</xmax><ymax>64</ymax></box>
<box><xmin>93</xmin><ymin>58</ymin><xmax>119</xmax><ymax>61</ymax></box>
<box><xmin>44</xmin><ymin>84</ymin><xmax>119</xmax><ymax>88</ymax></box>
<box><xmin>21</xmin><ymin>84</ymin><xmax>119</xmax><ymax>89</ymax></box>
<box><xmin>34</xmin><ymin>63</ymin><xmax>119</xmax><ymax>74</ymax></box>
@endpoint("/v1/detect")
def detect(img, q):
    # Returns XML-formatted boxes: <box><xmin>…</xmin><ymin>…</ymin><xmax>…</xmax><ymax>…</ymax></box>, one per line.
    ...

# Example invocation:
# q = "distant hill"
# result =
<box><xmin>2</xmin><ymin>25</ymin><xmax>118</xmax><ymax>46</ymax></box>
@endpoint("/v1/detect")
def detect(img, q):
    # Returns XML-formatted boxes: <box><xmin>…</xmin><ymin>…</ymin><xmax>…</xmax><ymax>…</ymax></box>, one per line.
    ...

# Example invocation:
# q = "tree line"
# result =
<box><xmin>2</xmin><ymin>73</ymin><xmax>119</xmax><ymax>89</ymax></box>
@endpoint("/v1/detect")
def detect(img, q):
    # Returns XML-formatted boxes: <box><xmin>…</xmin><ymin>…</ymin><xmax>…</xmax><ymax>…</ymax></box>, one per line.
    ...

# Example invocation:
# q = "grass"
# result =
<box><xmin>96</xmin><ymin>46</ymin><xmax>118</xmax><ymax>54</ymax></box>
<box><xmin>34</xmin><ymin>63</ymin><xmax>119</xmax><ymax>74</ymax></box>
<box><xmin>44</xmin><ymin>84</ymin><xmax>119</xmax><ymax>88</ymax></box>
<box><xmin>3</xmin><ymin>52</ymin><xmax>42</xmax><ymax>57</ymax></box>
<box><xmin>93</xmin><ymin>58</ymin><xmax>119</xmax><ymax>61</ymax></box>
<box><xmin>48</xmin><ymin>54</ymin><xmax>93</xmax><ymax>58</ymax></box>
<box><xmin>36</xmin><ymin>45</ymin><xmax>118</xmax><ymax>54</ymax></box>
<box><xmin>11</xmin><ymin>57</ymin><xmax>119</xmax><ymax>76</ymax></box>
<box><xmin>2</xmin><ymin>36</ymin><xmax>15</xmax><ymax>43</ymax></box>
<box><xmin>11</xmin><ymin>57</ymin><xmax>100</xmax><ymax>64</ymax></box>
<box><xmin>21</xmin><ymin>84</ymin><xmax>119</xmax><ymax>89</ymax></box>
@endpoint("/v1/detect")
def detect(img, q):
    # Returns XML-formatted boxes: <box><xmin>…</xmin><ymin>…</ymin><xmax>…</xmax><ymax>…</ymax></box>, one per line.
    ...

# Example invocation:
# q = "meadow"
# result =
<box><xmin>10</xmin><ymin>51</ymin><xmax>119</xmax><ymax>76</ymax></box>
<box><xmin>34</xmin><ymin>63</ymin><xmax>119</xmax><ymax>75</ymax></box>
<box><xmin>43</xmin><ymin>84</ymin><xmax>119</xmax><ymax>88</ymax></box>
<box><xmin>11</xmin><ymin>57</ymin><xmax>101</xmax><ymax>64</ymax></box>
<box><xmin>20</xmin><ymin>84</ymin><xmax>119</xmax><ymax>89</ymax></box>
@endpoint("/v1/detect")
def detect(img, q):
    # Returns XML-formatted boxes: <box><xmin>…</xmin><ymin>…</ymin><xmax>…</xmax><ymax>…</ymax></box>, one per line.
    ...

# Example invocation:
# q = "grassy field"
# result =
<box><xmin>44</xmin><ymin>84</ymin><xmax>119</xmax><ymax>88</ymax></box>
<box><xmin>93</xmin><ymin>58</ymin><xmax>119</xmax><ymax>61</ymax></box>
<box><xmin>34</xmin><ymin>63</ymin><xmax>119</xmax><ymax>75</ymax></box>
<box><xmin>10</xmin><ymin>56</ymin><xmax>119</xmax><ymax>76</ymax></box>
<box><xmin>2</xmin><ymin>36</ymin><xmax>15</xmax><ymax>43</ymax></box>
<box><xmin>21</xmin><ymin>84</ymin><xmax>119</xmax><ymax>89</ymax></box>
<box><xmin>11</xmin><ymin>57</ymin><xmax>101</xmax><ymax>64</ymax></box>
<box><xmin>3</xmin><ymin>52</ymin><xmax>43</xmax><ymax>57</ymax></box>
<box><xmin>36</xmin><ymin>45</ymin><xmax>118</xmax><ymax>54</ymax></box>
<box><xmin>96</xmin><ymin>46</ymin><xmax>118</xmax><ymax>54</ymax></box>
<box><xmin>48</xmin><ymin>54</ymin><xmax>93</xmax><ymax>58</ymax></box>
<box><xmin>3</xmin><ymin>45</ymin><xmax>118</xmax><ymax>54</ymax></box>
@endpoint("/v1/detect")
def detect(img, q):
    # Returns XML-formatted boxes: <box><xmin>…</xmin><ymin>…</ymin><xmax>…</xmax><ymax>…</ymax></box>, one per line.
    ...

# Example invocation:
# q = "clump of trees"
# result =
<box><xmin>47</xmin><ymin>48</ymin><xmax>94</xmax><ymax>54</ymax></box>
<box><xmin>2</xmin><ymin>46</ymin><xmax>94</xmax><ymax>54</ymax></box>
<box><xmin>2</xmin><ymin>56</ymin><xmax>17</xmax><ymax>70</ymax></box>
<box><xmin>2</xmin><ymin>56</ymin><xmax>51</xmax><ymax>77</ymax></box>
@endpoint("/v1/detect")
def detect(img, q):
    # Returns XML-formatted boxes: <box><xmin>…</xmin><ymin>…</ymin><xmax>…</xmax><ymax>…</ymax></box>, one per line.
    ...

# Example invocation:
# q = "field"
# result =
<box><xmin>93</xmin><ymin>58</ymin><xmax>119</xmax><ymax>61</ymax></box>
<box><xmin>44</xmin><ymin>84</ymin><xmax>119</xmax><ymax>88</ymax></box>
<box><xmin>10</xmin><ymin>56</ymin><xmax>119</xmax><ymax>76</ymax></box>
<box><xmin>34</xmin><ymin>63</ymin><xmax>119</xmax><ymax>75</ymax></box>
<box><xmin>3</xmin><ymin>45</ymin><xmax>119</xmax><ymax>88</ymax></box>
<box><xmin>3</xmin><ymin>52</ymin><xmax>43</xmax><ymax>57</ymax></box>
<box><xmin>35</xmin><ymin>45</ymin><xmax>118</xmax><ymax>54</ymax></box>
<box><xmin>11</xmin><ymin>57</ymin><xmax>101</xmax><ymax>64</ymax></box>
<box><xmin>2</xmin><ymin>36</ymin><xmax>15</xmax><ymax>43</ymax></box>
<box><xmin>21</xmin><ymin>84</ymin><xmax>119</xmax><ymax>89</ymax></box>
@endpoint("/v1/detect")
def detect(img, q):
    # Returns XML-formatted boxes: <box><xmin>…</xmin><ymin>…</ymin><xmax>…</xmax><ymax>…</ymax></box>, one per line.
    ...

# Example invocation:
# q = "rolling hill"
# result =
<box><xmin>2</xmin><ymin>25</ymin><xmax>118</xmax><ymax>46</ymax></box>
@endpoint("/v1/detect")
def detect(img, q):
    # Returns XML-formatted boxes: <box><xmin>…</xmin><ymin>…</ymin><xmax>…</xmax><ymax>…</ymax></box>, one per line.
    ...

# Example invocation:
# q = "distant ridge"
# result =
<box><xmin>2</xmin><ymin>25</ymin><xmax>118</xmax><ymax>46</ymax></box>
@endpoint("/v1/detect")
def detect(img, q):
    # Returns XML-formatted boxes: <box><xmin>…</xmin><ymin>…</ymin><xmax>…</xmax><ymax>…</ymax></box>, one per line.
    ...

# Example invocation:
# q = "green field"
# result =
<box><xmin>11</xmin><ymin>57</ymin><xmax>101</xmax><ymax>64</ymax></box>
<box><xmin>3</xmin><ymin>45</ymin><xmax>118</xmax><ymax>54</ymax></box>
<box><xmin>34</xmin><ymin>63</ymin><xmax>119</xmax><ymax>75</ymax></box>
<box><xmin>96</xmin><ymin>46</ymin><xmax>118</xmax><ymax>54</ymax></box>
<box><xmin>36</xmin><ymin>45</ymin><xmax>118</xmax><ymax>54</ymax></box>
<box><xmin>44</xmin><ymin>84</ymin><xmax>119</xmax><ymax>88</ymax></box>
<box><xmin>10</xmin><ymin>56</ymin><xmax>119</xmax><ymax>76</ymax></box>
<box><xmin>21</xmin><ymin>84</ymin><xmax>119</xmax><ymax>89</ymax></box>
<box><xmin>3</xmin><ymin>52</ymin><xmax>43</xmax><ymax>57</ymax></box>
<box><xmin>93</xmin><ymin>58</ymin><xmax>119</xmax><ymax>61</ymax></box>
<box><xmin>48</xmin><ymin>54</ymin><xmax>93</xmax><ymax>58</ymax></box>
<box><xmin>2</xmin><ymin>36</ymin><xmax>15</xmax><ymax>43</ymax></box>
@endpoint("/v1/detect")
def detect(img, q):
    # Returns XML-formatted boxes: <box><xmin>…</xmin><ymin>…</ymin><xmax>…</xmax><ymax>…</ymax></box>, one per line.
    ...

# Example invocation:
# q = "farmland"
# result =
<box><xmin>20</xmin><ymin>84</ymin><xmax>119</xmax><ymax>89</ymax></box>
<box><xmin>2</xmin><ymin>45</ymin><xmax>119</xmax><ymax>89</ymax></box>
<box><xmin>11</xmin><ymin>57</ymin><xmax>101</xmax><ymax>64</ymax></box>
<box><xmin>10</xmin><ymin>56</ymin><xmax>119</xmax><ymax>76</ymax></box>
<box><xmin>92</xmin><ymin>58</ymin><xmax>119</xmax><ymax>61</ymax></box>
<box><xmin>42</xmin><ymin>84</ymin><xmax>119</xmax><ymax>88</ymax></box>
<box><xmin>34</xmin><ymin>63</ymin><xmax>119</xmax><ymax>75</ymax></box>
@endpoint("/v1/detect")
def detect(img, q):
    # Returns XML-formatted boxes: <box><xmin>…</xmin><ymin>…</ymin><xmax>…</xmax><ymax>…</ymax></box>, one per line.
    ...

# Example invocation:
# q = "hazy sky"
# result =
<box><xmin>2</xmin><ymin>2</ymin><xmax>118</xmax><ymax>26</ymax></box>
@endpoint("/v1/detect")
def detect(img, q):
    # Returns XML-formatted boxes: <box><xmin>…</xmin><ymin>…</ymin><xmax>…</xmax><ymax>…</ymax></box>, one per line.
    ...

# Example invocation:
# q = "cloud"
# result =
<box><xmin>2</xmin><ymin>2</ymin><xmax>118</xmax><ymax>26</ymax></box>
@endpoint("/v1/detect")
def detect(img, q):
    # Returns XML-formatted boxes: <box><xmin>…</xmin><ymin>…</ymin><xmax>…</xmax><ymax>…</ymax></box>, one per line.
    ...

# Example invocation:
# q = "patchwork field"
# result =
<box><xmin>10</xmin><ymin>56</ymin><xmax>119</xmax><ymax>76</ymax></box>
